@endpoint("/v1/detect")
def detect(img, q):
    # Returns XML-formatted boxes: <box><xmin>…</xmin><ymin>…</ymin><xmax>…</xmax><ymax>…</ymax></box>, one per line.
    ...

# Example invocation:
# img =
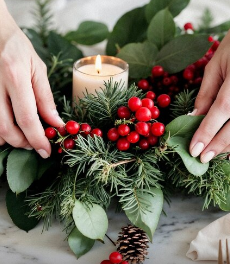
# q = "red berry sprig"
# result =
<box><xmin>101</xmin><ymin>251</ymin><xmax>128</xmax><ymax>264</ymax></box>
<box><xmin>45</xmin><ymin>120</ymin><xmax>103</xmax><ymax>153</ymax></box>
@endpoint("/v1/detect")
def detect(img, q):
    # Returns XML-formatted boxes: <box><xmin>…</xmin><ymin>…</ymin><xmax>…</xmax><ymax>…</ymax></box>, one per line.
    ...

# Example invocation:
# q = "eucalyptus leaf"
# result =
<box><xmin>168</xmin><ymin>136</ymin><xmax>209</xmax><ymax>176</ymax></box>
<box><xmin>72</xmin><ymin>200</ymin><xmax>108</xmax><ymax>241</ymax></box>
<box><xmin>156</xmin><ymin>34</ymin><xmax>212</xmax><ymax>74</ymax></box>
<box><xmin>221</xmin><ymin>162</ymin><xmax>230</xmax><ymax>177</ymax></box>
<box><xmin>106</xmin><ymin>6</ymin><xmax>148</xmax><ymax>56</ymax></box>
<box><xmin>145</xmin><ymin>0</ymin><xmax>190</xmax><ymax>23</ymax></box>
<box><xmin>7</xmin><ymin>149</ymin><xmax>38</xmax><ymax>194</ymax></box>
<box><xmin>164</xmin><ymin>115</ymin><xmax>204</xmax><ymax>139</ymax></box>
<box><xmin>125</xmin><ymin>188</ymin><xmax>163</xmax><ymax>241</ymax></box>
<box><xmin>117</xmin><ymin>42</ymin><xmax>158</xmax><ymax>78</ymax></box>
<box><xmin>68</xmin><ymin>227</ymin><xmax>95</xmax><ymax>258</ymax></box>
<box><xmin>220</xmin><ymin>190</ymin><xmax>230</xmax><ymax>211</ymax></box>
<box><xmin>48</xmin><ymin>31</ymin><xmax>83</xmax><ymax>61</ymax></box>
<box><xmin>6</xmin><ymin>189</ymin><xmax>39</xmax><ymax>232</ymax></box>
<box><xmin>147</xmin><ymin>8</ymin><xmax>175</xmax><ymax>49</ymax></box>
<box><xmin>65</xmin><ymin>21</ymin><xmax>109</xmax><ymax>45</ymax></box>
<box><xmin>0</xmin><ymin>147</ymin><xmax>11</xmax><ymax>177</ymax></box>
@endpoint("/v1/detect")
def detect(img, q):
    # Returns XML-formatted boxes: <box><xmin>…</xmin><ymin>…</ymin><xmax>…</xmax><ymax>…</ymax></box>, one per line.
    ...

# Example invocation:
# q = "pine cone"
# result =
<box><xmin>117</xmin><ymin>224</ymin><xmax>149</xmax><ymax>264</ymax></box>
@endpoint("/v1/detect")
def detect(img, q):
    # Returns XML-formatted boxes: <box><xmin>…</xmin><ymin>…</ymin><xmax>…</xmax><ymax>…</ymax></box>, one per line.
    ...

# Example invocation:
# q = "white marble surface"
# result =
<box><xmin>0</xmin><ymin>182</ymin><xmax>227</xmax><ymax>264</ymax></box>
<box><xmin>2</xmin><ymin>0</ymin><xmax>230</xmax><ymax>263</ymax></box>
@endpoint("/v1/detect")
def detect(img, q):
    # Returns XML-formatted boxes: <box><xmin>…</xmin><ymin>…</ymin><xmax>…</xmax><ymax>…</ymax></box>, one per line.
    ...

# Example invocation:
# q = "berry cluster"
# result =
<box><xmin>101</xmin><ymin>251</ymin><xmax>128</xmax><ymax>264</ymax></box>
<box><xmin>137</xmin><ymin>28</ymin><xmax>220</xmax><ymax>98</ymax></box>
<box><xmin>107</xmin><ymin>94</ymin><xmax>170</xmax><ymax>151</ymax></box>
<box><xmin>45</xmin><ymin>120</ymin><xmax>103</xmax><ymax>153</ymax></box>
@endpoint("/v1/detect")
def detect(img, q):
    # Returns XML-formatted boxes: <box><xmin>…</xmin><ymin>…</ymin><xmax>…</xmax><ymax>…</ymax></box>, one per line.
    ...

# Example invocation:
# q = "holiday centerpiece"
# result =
<box><xmin>2</xmin><ymin>1</ymin><xmax>230</xmax><ymax>263</ymax></box>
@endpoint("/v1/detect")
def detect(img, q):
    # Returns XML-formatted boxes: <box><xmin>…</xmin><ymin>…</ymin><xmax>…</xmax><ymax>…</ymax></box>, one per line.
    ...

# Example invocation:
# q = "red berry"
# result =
<box><xmin>127</xmin><ymin>131</ymin><xmax>140</xmax><ymax>143</ymax></box>
<box><xmin>118</xmin><ymin>124</ymin><xmax>130</xmax><ymax>136</ymax></box>
<box><xmin>150</xmin><ymin>106</ymin><xmax>160</xmax><ymax>119</ymax></box>
<box><xmin>117</xmin><ymin>106</ymin><xmax>131</xmax><ymax>119</ymax></box>
<box><xmin>151</xmin><ymin>122</ymin><xmax>165</xmax><ymax>136</ymax></box>
<box><xmin>80</xmin><ymin>123</ymin><xmax>91</xmax><ymax>136</ymax></box>
<box><xmin>128</xmin><ymin>97</ymin><xmax>142</xmax><ymax>112</ymax></box>
<box><xmin>135</xmin><ymin>122</ymin><xmax>150</xmax><ymax>136</ymax></box>
<box><xmin>162</xmin><ymin>77</ymin><xmax>171</xmax><ymax>86</ymax></box>
<box><xmin>135</xmin><ymin>107</ymin><xmax>152</xmax><ymax>122</ymax></box>
<box><xmin>145</xmin><ymin>91</ymin><xmax>156</xmax><ymax>100</ymax></box>
<box><xmin>138</xmin><ymin>79</ymin><xmax>149</xmax><ymax>90</ymax></box>
<box><xmin>116</xmin><ymin>138</ymin><xmax>130</xmax><ymax>151</ymax></box>
<box><xmin>193</xmin><ymin>77</ymin><xmax>202</xmax><ymax>85</ymax></box>
<box><xmin>57</xmin><ymin>147</ymin><xmax>63</xmax><ymax>154</ymax></box>
<box><xmin>139</xmin><ymin>139</ymin><xmax>150</xmax><ymax>150</ymax></box>
<box><xmin>157</xmin><ymin>94</ymin><xmax>171</xmax><ymax>108</ymax></box>
<box><xmin>170</xmin><ymin>75</ymin><xmax>178</xmax><ymax>85</ymax></box>
<box><xmin>63</xmin><ymin>138</ymin><xmax>75</xmax><ymax>149</ymax></box>
<box><xmin>194</xmin><ymin>57</ymin><xmax>208</xmax><ymax>69</ymax></box>
<box><xmin>183</xmin><ymin>69</ymin><xmax>194</xmax><ymax>80</ymax></box>
<box><xmin>91</xmin><ymin>128</ymin><xmax>103</xmax><ymax>137</ymax></box>
<box><xmin>65</xmin><ymin>120</ymin><xmax>80</xmax><ymax>135</ymax></box>
<box><xmin>109</xmin><ymin>251</ymin><xmax>123</xmax><ymax>263</ymax></box>
<box><xmin>45</xmin><ymin>127</ymin><xmax>57</xmax><ymax>139</ymax></box>
<box><xmin>141</xmin><ymin>98</ymin><xmax>154</xmax><ymax>110</ymax></box>
<box><xmin>152</xmin><ymin>65</ymin><xmax>164</xmax><ymax>77</ymax></box>
<box><xmin>208</xmin><ymin>35</ymin><xmax>214</xmax><ymax>42</ymax></box>
<box><xmin>184</xmin><ymin>22</ymin><xmax>193</xmax><ymax>31</ymax></box>
<box><xmin>100</xmin><ymin>261</ymin><xmax>113</xmax><ymax>264</ymax></box>
<box><xmin>57</xmin><ymin>126</ymin><xmax>67</xmax><ymax>137</ymax></box>
<box><xmin>211</xmin><ymin>40</ymin><xmax>220</xmax><ymax>51</ymax></box>
<box><xmin>107</xmin><ymin>128</ymin><xmax>119</xmax><ymax>141</ymax></box>
<box><xmin>147</xmin><ymin>135</ymin><xmax>158</xmax><ymax>146</ymax></box>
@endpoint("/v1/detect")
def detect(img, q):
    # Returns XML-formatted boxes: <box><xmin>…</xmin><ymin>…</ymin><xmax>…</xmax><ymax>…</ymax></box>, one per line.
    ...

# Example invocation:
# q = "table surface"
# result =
<box><xmin>3</xmin><ymin>0</ymin><xmax>230</xmax><ymax>263</ymax></box>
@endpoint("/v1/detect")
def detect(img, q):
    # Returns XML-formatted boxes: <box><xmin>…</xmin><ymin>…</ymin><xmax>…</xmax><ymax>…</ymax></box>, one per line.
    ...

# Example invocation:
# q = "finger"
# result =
<box><xmin>190</xmin><ymin>76</ymin><xmax>230</xmax><ymax>157</ymax></box>
<box><xmin>200</xmin><ymin>121</ymin><xmax>230</xmax><ymax>163</ymax></box>
<box><xmin>32</xmin><ymin>59</ymin><xmax>64</xmax><ymax>127</ymax></box>
<box><xmin>0</xmin><ymin>90</ymin><xmax>31</xmax><ymax>149</ymax></box>
<box><xmin>193</xmin><ymin>59</ymin><xmax>223</xmax><ymax>115</ymax></box>
<box><xmin>8</xmin><ymin>75</ymin><xmax>51</xmax><ymax>158</ymax></box>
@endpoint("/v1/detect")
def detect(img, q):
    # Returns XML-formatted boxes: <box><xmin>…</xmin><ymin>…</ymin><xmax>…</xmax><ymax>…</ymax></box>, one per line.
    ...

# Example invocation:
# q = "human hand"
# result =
<box><xmin>189</xmin><ymin>31</ymin><xmax>230</xmax><ymax>163</ymax></box>
<box><xmin>0</xmin><ymin>3</ymin><xmax>64</xmax><ymax>158</ymax></box>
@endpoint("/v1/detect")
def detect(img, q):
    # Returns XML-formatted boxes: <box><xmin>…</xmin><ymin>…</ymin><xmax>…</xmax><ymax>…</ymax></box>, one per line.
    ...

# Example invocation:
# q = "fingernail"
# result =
<box><xmin>24</xmin><ymin>145</ymin><xmax>33</xmax><ymax>150</ymax></box>
<box><xmin>37</xmin><ymin>149</ymin><xmax>49</xmax><ymax>159</ymax></box>
<box><xmin>191</xmin><ymin>142</ymin><xmax>204</xmax><ymax>157</ymax></box>
<box><xmin>201</xmin><ymin>151</ymin><xmax>215</xmax><ymax>163</ymax></box>
<box><xmin>52</xmin><ymin>109</ymin><xmax>65</xmax><ymax>125</ymax></box>
<box><xmin>187</xmin><ymin>109</ymin><xmax>198</xmax><ymax>116</ymax></box>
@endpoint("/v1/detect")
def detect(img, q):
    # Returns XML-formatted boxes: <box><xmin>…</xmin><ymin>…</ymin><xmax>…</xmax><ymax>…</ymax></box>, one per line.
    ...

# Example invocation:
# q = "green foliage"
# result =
<box><xmin>6</xmin><ymin>189</ymin><xmax>39</xmax><ymax>232</ymax></box>
<box><xmin>68</xmin><ymin>227</ymin><xmax>95</xmax><ymax>258</ymax></box>
<box><xmin>106</xmin><ymin>6</ymin><xmax>148</xmax><ymax>56</ymax></box>
<box><xmin>65</xmin><ymin>21</ymin><xmax>109</xmax><ymax>45</ymax></box>
<box><xmin>72</xmin><ymin>200</ymin><xmax>108</xmax><ymax>241</ymax></box>
<box><xmin>117</xmin><ymin>42</ymin><xmax>158</xmax><ymax>79</ymax></box>
<box><xmin>145</xmin><ymin>0</ymin><xmax>190</xmax><ymax>22</ymax></box>
<box><xmin>0</xmin><ymin>147</ymin><xmax>11</xmax><ymax>177</ymax></box>
<box><xmin>124</xmin><ymin>187</ymin><xmax>163</xmax><ymax>241</ymax></box>
<box><xmin>198</xmin><ymin>8</ymin><xmax>214</xmax><ymax>30</ymax></box>
<box><xmin>7</xmin><ymin>150</ymin><xmax>39</xmax><ymax>194</ymax></box>
<box><xmin>155</xmin><ymin>34</ymin><xmax>212</xmax><ymax>73</ymax></box>
<box><xmin>147</xmin><ymin>8</ymin><xmax>175</xmax><ymax>49</ymax></box>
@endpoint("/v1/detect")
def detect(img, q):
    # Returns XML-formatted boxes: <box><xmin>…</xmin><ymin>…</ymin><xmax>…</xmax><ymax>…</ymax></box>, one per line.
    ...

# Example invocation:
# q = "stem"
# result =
<box><xmin>105</xmin><ymin>234</ymin><xmax>116</xmax><ymax>246</ymax></box>
<box><xmin>111</xmin><ymin>158</ymin><xmax>136</xmax><ymax>168</ymax></box>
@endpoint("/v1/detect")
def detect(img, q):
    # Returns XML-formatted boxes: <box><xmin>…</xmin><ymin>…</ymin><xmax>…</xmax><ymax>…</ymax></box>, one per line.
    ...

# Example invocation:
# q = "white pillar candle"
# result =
<box><xmin>73</xmin><ymin>55</ymin><xmax>129</xmax><ymax>100</ymax></box>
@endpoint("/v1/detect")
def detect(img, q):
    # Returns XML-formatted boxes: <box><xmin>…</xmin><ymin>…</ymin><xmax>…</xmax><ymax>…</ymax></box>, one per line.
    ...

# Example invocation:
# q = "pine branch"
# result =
<box><xmin>170</xmin><ymin>89</ymin><xmax>196</xmax><ymax>118</ymax></box>
<box><xmin>198</xmin><ymin>8</ymin><xmax>214</xmax><ymax>30</ymax></box>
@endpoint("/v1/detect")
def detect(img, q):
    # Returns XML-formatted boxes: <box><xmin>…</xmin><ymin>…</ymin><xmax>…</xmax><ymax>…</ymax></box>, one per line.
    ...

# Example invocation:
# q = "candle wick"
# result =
<box><xmin>97</xmin><ymin>70</ymin><xmax>100</xmax><ymax>74</ymax></box>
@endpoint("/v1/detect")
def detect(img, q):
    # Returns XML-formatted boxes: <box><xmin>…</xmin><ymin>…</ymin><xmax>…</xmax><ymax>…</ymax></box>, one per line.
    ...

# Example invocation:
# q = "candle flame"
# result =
<box><xmin>95</xmin><ymin>55</ymin><xmax>102</xmax><ymax>74</ymax></box>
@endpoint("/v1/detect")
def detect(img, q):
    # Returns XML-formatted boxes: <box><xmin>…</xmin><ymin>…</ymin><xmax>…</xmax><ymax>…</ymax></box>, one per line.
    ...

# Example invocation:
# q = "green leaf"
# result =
<box><xmin>0</xmin><ymin>147</ymin><xmax>11</xmax><ymax>177</ymax></box>
<box><xmin>156</xmin><ymin>34</ymin><xmax>212</xmax><ymax>74</ymax></box>
<box><xmin>6</xmin><ymin>189</ymin><xmax>39</xmax><ymax>232</ymax></box>
<box><xmin>164</xmin><ymin>115</ymin><xmax>204</xmax><ymax>138</ymax></box>
<box><xmin>24</xmin><ymin>28</ymin><xmax>48</xmax><ymax>63</ymax></box>
<box><xmin>147</xmin><ymin>8</ymin><xmax>175</xmax><ymax>49</ymax></box>
<box><xmin>221</xmin><ymin>162</ymin><xmax>230</xmax><ymax>177</ymax></box>
<box><xmin>7</xmin><ymin>149</ymin><xmax>38</xmax><ymax>194</ymax></box>
<box><xmin>125</xmin><ymin>188</ymin><xmax>163</xmax><ymax>241</ymax></box>
<box><xmin>48</xmin><ymin>31</ymin><xmax>83</xmax><ymax>61</ymax></box>
<box><xmin>65</xmin><ymin>21</ymin><xmax>109</xmax><ymax>45</ymax></box>
<box><xmin>145</xmin><ymin>0</ymin><xmax>190</xmax><ymax>23</ymax></box>
<box><xmin>72</xmin><ymin>200</ymin><xmax>108</xmax><ymax>240</ymax></box>
<box><xmin>68</xmin><ymin>227</ymin><xmax>95</xmax><ymax>258</ymax></box>
<box><xmin>219</xmin><ymin>189</ymin><xmax>230</xmax><ymax>211</ymax></box>
<box><xmin>106</xmin><ymin>6</ymin><xmax>148</xmax><ymax>56</ymax></box>
<box><xmin>117</xmin><ymin>42</ymin><xmax>158</xmax><ymax>79</ymax></box>
<box><xmin>168</xmin><ymin>136</ymin><xmax>209</xmax><ymax>176</ymax></box>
